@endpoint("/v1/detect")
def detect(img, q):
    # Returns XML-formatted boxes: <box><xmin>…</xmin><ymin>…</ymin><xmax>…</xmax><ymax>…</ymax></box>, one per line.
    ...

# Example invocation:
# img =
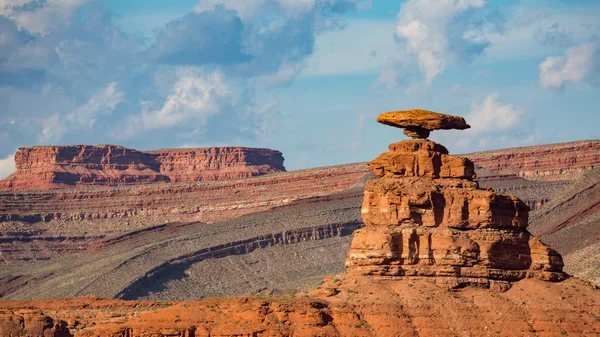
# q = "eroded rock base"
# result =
<box><xmin>346</xmin><ymin>139</ymin><xmax>567</xmax><ymax>289</ymax></box>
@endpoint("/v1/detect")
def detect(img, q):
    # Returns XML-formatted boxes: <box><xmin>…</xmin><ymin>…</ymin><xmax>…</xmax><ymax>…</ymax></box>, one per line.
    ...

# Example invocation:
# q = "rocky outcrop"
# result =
<box><xmin>0</xmin><ymin>111</ymin><xmax>599</xmax><ymax>337</ymax></box>
<box><xmin>346</xmin><ymin>132</ymin><xmax>567</xmax><ymax>290</ymax></box>
<box><xmin>0</xmin><ymin>309</ymin><xmax>69</xmax><ymax>337</ymax></box>
<box><xmin>468</xmin><ymin>140</ymin><xmax>600</xmax><ymax>181</ymax></box>
<box><xmin>0</xmin><ymin>145</ymin><xmax>285</xmax><ymax>191</ymax></box>
<box><xmin>0</xmin><ymin>163</ymin><xmax>370</xmax><ymax>263</ymax></box>
<box><xmin>377</xmin><ymin>109</ymin><xmax>470</xmax><ymax>139</ymax></box>
<box><xmin>148</xmin><ymin>147</ymin><xmax>285</xmax><ymax>182</ymax></box>
<box><xmin>3</xmin><ymin>279</ymin><xmax>600</xmax><ymax>337</ymax></box>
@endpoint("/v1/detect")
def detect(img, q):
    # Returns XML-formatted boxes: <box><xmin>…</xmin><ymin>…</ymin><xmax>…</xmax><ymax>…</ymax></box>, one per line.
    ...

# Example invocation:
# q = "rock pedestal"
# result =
<box><xmin>346</xmin><ymin>139</ymin><xmax>566</xmax><ymax>290</ymax></box>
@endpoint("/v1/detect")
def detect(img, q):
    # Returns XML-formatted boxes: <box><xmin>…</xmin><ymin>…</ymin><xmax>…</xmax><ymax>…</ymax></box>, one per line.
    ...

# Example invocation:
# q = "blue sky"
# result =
<box><xmin>0</xmin><ymin>0</ymin><xmax>599</xmax><ymax>177</ymax></box>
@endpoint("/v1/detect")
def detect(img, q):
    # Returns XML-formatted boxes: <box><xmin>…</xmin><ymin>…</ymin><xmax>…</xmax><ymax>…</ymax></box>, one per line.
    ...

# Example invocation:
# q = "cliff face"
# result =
<box><xmin>1</xmin><ymin>145</ymin><xmax>166</xmax><ymax>191</ymax></box>
<box><xmin>0</xmin><ymin>163</ymin><xmax>370</xmax><ymax>263</ymax></box>
<box><xmin>1</xmin><ymin>133</ymin><xmax>599</xmax><ymax>337</ymax></box>
<box><xmin>148</xmin><ymin>147</ymin><xmax>285</xmax><ymax>182</ymax></box>
<box><xmin>345</xmin><ymin>139</ymin><xmax>566</xmax><ymax>290</ymax></box>
<box><xmin>468</xmin><ymin>140</ymin><xmax>600</xmax><ymax>181</ymax></box>
<box><xmin>0</xmin><ymin>145</ymin><xmax>285</xmax><ymax>191</ymax></box>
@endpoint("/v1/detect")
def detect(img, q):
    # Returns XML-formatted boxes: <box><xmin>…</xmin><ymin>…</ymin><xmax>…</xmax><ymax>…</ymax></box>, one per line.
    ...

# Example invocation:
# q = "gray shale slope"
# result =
<box><xmin>1</xmin><ymin>174</ymin><xmax>372</xmax><ymax>300</ymax></box>
<box><xmin>1</xmin><ymin>162</ymin><xmax>594</xmax><ymax>300</ymax></box>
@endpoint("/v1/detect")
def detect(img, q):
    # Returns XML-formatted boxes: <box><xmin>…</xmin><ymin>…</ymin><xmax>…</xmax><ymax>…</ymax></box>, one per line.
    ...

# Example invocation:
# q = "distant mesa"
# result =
<box><xmin>0</xmin><ymin>145</ymin><xmax>286</xmax><ymax>191</ymax></box>
<box><xmin>377</xmin><ymin>108</ymin><xmax>470</xmax><ymax>139</ymax></box>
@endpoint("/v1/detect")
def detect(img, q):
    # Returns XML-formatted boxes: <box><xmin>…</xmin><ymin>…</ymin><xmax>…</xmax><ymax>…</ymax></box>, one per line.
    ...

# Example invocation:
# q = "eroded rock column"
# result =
<box><xmin>346</xmin><ymin>109</ymin><xmax>567</xmax><ymax>290</ymax></box>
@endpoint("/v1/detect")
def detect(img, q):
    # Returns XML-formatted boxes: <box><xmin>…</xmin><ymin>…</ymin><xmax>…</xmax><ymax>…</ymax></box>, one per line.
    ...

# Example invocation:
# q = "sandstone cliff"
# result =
<box><xmin>1</xmin><ymin>117</ymin><xmax>598</xmax><ymax>337</ymax></box>
<box><xmin>148</xmin><ymin>147</ymin><xmax>285</xmax><ymax>182</ymax></box>
<box><xmin>345</xmin><ymin>139</ymin><xmax>566</xmax><ymax>290</ymax></box>
<box><xmin>468</xmin><ymin>140</ymin><xmax>600</xmax><ymax>181</ymax></box>
<box><xmin>0</xmin><ymin>145</ymin><xmax>285</xmax><ymax>191</ymax></box>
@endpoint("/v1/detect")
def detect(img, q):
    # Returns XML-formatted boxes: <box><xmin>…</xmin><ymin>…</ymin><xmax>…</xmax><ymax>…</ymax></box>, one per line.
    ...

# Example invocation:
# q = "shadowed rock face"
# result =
<box><xmin>346</xmin><ymin>139</ymin><xmax>566</xmax><ymax>290</ymax></box>
<box><xmin>0</xmin><ymin>145</ymin><xmax>285</xmax><ymax>191</ymax></box>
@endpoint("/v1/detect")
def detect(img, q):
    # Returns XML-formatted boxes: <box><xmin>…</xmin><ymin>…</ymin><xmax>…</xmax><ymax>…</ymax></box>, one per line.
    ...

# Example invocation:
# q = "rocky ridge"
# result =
<box><xmin>0</xmin><ymin>163</ymin><xmax>369</xmax><ymax>263</ymax></box>
<box><xmin>0</xmin><ymin>110</ymin><xmax>597</xmax><ymax>337</ymax></box>
<box><xmin>467</xmin><ymin>140</ymin><xmax>600</xmax><ymax>181</ymax></box>
<box><xmin>0</xmin><ymin>145</ymin><xmax>285</xmax><ymax>191</ymax></box>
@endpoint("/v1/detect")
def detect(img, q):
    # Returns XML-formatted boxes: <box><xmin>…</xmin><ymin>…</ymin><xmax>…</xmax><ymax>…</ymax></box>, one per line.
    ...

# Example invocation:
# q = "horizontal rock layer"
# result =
<box><xmin>0</xmin><ymin>163</ymin><xmax>371</xmax><ymax>263</ymax></box>
<box><xmin>346</xmin><ymin>139</ymin><xmax>567</xmax><ymax>289</ymax></box>
<box><xmin>0</xmin><ymin>145</ymin><xmax>285</xmax><ymax>191</ymax></box>
<box><xmin>1</xmin><ymin>276</ymin><xmax>600</xmax><ymax>337</ymax></box>
<box><xmin>468</xmin><ymin>140</ymin><xmax>600</xmax><ymax>181</ymax></box>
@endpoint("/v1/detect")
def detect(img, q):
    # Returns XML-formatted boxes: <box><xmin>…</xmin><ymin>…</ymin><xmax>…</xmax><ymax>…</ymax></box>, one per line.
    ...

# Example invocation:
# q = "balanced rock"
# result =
<box><xmin>347</xmin><ymin>110</ymin><xmax>566</xmax><ymax>291</ymax></box>
<box><xmin>377</xmin><ymin>109</ymin><xmax>470</xmax><ymax>139</ymax></box>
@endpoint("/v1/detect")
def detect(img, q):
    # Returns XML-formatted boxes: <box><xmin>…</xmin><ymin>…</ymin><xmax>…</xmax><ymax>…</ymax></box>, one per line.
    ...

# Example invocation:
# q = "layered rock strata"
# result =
<box><xmin>346</xmin><ymin>139</ymin><xmax>567</xmax><ymax>290</ymax></box>
<box><xmin>468</xmin><ymin>140</ymin><xmax>600</xmax><ymax>181</ymax></box>
<box><xmin>0</xmin><ymin>145</ymin><xmax>285</xmax><ymax>191</ymax></box>
<box><xmin>377</xmin><ymin>109</ymin><xmax>470</xmax><ymax>139</ymax></box>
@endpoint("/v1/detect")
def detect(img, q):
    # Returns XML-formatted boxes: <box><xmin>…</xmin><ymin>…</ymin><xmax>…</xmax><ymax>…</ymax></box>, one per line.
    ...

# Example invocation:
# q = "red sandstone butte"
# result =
<box><xmin>0</xmin><ymin>145</ymin><xmax>285</xmax><ymax>191</ymax></box>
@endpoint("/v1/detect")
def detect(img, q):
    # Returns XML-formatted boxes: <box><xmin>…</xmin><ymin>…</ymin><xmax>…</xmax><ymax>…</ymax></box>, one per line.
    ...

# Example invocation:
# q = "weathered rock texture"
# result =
<box><xmin>377</xmin><ymin>109</ymin><xmax>470</xmax><ymax>139</ymax></box>
<box><xmin>346</xmin><ymin>139</ymin><xmax>567</xmax><ymax>290</ymax></box>
<box><xmin>0</xmin><ymin>163</ymin><xmax>370</xmax><ymax>263</ymax></box>
<box><xmin>468</xmin><ymin>140</ymin><xmax>600</xmax><ymax>181</ymax></box>
<box><xmin>0</xmin><ymin>145</ymin><xmax>285</xmax><ymax>191</ymax></box>
<box><xmin>148</xmin><ymin>147</ymin><xmax>285</xmax><ymax>182</ymax></box>
<box><xmin>3</xmin><ymin>280</ymin><xmax>600</xmax><ymax>337</ymax></box>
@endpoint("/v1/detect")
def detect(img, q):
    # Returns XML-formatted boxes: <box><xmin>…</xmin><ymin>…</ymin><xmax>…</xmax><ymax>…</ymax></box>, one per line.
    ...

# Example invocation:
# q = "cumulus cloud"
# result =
<box><xmin>539</xmin><ymin>41</ymin><xmax>599</xmax><ymax>90</ymax></box>
<box><xmin>66</xmin><ymin>82</ymin><xmax>124</xmax><ymax>128</ymax></box>
<box><xmin>433</xmin><ymin>93</ymin><xmax>529</xmax><ymax>151</ymax></box>
<box><xmin>131</xmin><ymin>70</ymin><xmax>233</xmax><ymax>133</ymax></box>
<box><xmin>0</xmin><ymin>0</ymin><xmax>357</xmax><ymax>156</ymax></box>
<box><xmin>394</xmin><ymin>0</ymin><xmax>494</xmax><ymax>84</ymax></box>
<box><xmin>466</xmin><ymin>93</ymin><xmax>521</xmax><ymax>133</ymax></box>
<box><xmin>0</xmin><ymin>152</ymin><xmax>16</xmax><ymax>179</ymax></box>
<box><xmin>148</xmin><ymin>7</ymin><xmax>248</xmax><ymax>66</ymax></box>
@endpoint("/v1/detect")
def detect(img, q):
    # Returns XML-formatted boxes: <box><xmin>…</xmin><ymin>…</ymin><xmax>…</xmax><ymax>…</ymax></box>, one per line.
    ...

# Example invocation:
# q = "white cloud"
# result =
<box><xmin>5</xmin><ymin>0</ymin><xmax>87</xmax><ymax>34</ymax></box>
<box><xmin>66</xmin><ymin>82</ymin><xmax>124</xmax><ymax>127</ymax></box>
<box><xmin>128</xmin><ymin>69</ymin><xmax>234</xmax><ymax>134</ymax></box>
<box><xmin>466</xmin><ymin>93</ymin><xmax>521</xmax><ymax>133</ymax></box>
<box><xmin>539</xmin><ymin>41</ymin><xmax>599</xmax><ymax>90</ymax></box>
<box><xmin>0</xmin><ymin>152</ymin><xmax>15</xmax><ymax>179</ymax></box>
<box><xmin>433</xmin><ymin>93</ymin><xmax>527</xmax><ymax>152</ymax></box>
<box><xmin>395</xmin><ymin>0</ymin><xmax>487</xmax><ymax>84</ymax></box>
<box><xmin>35</xmin><ymin>83</ymin><xmax>123</xmax><ymax>144</ymax></box>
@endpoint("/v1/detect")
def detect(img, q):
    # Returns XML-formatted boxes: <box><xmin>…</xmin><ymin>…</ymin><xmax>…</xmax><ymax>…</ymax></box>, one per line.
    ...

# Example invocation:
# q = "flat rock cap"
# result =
<box><xmin>377</xmin><ymin>109</ymin><xmax>470</xmax><ymax>131</ymax></box>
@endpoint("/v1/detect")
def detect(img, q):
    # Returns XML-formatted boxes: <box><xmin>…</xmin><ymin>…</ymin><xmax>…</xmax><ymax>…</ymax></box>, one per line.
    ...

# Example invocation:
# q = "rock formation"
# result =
<box><xmin>377</xmin><ymin>109</ymin><xmax>470</xmax><ymax>139</ymax></box>
<box><xmin>346</xmin><ymin>110</ymin><xmax>566</xmax><ymax>290</ymax></box>
<box><xmin>1</xmin><ymin>109</ymin><xmax>599</xmax><ymax>337</ymax></box>
<box><xmin>148</xmin><ymin>147</ymin><xmax>285</xmax><ymax>182</ymax></box>
<box><xmin>0</xmin><ymin>145</ymin><xmax>285</xmax><ymax>191</ymax></box>
<box><xmin>468</xmin><ymin>140</ymin><xmax>600</xmax><ymax>181</ymax></box>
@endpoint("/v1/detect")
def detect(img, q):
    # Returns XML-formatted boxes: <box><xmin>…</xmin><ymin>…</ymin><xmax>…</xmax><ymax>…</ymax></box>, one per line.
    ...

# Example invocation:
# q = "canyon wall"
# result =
<box><xmin>468</xmin><ymin>140</ymin><xmax>600</xmax><ymax>181</ymax></box>
<box><xmin>0</xmin><ymin>163</ymin><xmax>371</xmax><ymax>263</ymax></box>
<box><xmin>148</xmin><ymin>147</ymin><xmax>285</xmax><ymax>182</ymax></box>
<box><xmin>0</xmin><ymin>145</ymin><xmax>285</xmax><ymax>191</ymax></box>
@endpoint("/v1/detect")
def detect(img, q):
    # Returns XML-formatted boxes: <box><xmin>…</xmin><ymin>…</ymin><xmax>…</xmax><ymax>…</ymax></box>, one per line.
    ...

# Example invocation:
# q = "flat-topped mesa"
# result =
<box><xmin>347</xmin><ymin>110</ymin><xmax>566</xmax><ymax>291</ymax></box>
<box><xmin>377</xmin><ymin>109</ymin><xmax>470</xmax><ymax>139</ymax></box>
<box><xmin>0</xmin><ymin>145</ymin><xmax>286</xmax><ymax>191</ymax></box>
